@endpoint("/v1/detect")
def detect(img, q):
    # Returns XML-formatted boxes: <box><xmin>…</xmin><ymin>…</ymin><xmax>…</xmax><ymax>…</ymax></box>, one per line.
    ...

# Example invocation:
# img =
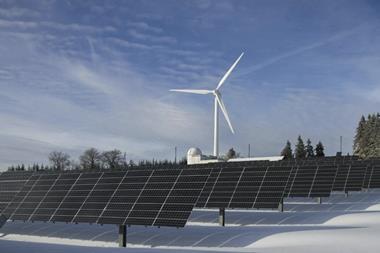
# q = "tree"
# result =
<box><xmin>315</xmin><ymin>141</ymin><xmax>325</xmax><ymax>157</ymax></box>
<box><xmin>353</xmin><ymin>113</ymin><xmax>380</xmax><ymax>158</ymax></box>
<box><xmin>101</xmin><ymin>149</ymin><xmax>124</xmax><ymax>170</ymax></box>
<box><xmin>353</xmin><ymin>115</ymin><xmax>366</xmax><ymax>156</ymax></box>
<box><xmin>226</xmin><ymin>148</ymin><xmax>237</xmax><ymax>159</ymax></box>
<box><xmin>178</xmin><ymin>157</ymin><xmax>187</xmax><ymax>165</ymax></box>
<box><xmin>295</xmin><ymin>135</ymin><xmax>306</xmax><ymax>159</ymax></box>
<box><xmin>281</xmin><ymin>140</ymin><xmax>293</xmax><ymax>159</ymax></box>
<box><xmin>48</xmin><ymin>151</ymin><xmax>71</xmax><ymax>171</ymax></box>
<box><xmin>305</xmin><ymin>138</ymin><xmax>314</xmax><ymax>157</ymax></box>
<box><xmin>80</xmin><ymin>148</ymin><xmax>101</xmax><ymax>170</ymax></box>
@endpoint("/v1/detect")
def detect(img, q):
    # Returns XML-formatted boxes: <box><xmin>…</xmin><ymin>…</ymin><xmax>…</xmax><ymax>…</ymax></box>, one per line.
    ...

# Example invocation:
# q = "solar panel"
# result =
<box><xmin>363</xmin><ymin>165</ymin><xmax>373</xmax><ymax>189</ymax></box>
<box><xmin>1</xmin><ymin>168</ymin><xmax>211</xmax><ymax>228</ymax></box>
<box><xmin>153</xmin><ymin>168</ymin><xmax>211</xmax><ymax>227</ymax></box>
<box><xmin>309</xmin><ymin>165</ymin><xmax>338</xmax><ymax>197</ymax></box>
<box><xmin>195</xmin><ymin>168</ymin><xmax>222</xmax><ymax>208</ymax></box>
<box><xmin>196</xmin><ymin>166</ymin><xmax>292</xmax><ymax>209</ymax></box>
<box><xmin>332</xmin><ymin>165</ymin><xmax>350</xmax><ymax>192</ymax></box>
<box><xmin>48</xmin><ymin>172</ymin><xmax>90</xmax><ymax>222</ymax></box>
<box><xmin>251</xmin><ymin>166</ymin><xmax>292</xmax><ymax>209</ymax></box>
<box><xmin>286</xmin><ymin>166</ymin><xmax>317</xmax><ymax>198</ymax></box>
<box><xmin>345</xmin><ymin>164</ymin><xmax>367</xmax><ymax>191</ymax></box>
<box><xmin>0</xmin><ymin>171</ymin><xmax>33</xmax><ymax>211</ymax></box>
<box><xmin>368</xmin><ymin>166</ymin><xmax>380</xmax><ymax>188</ymax></box>
<box><xmin>332</xmin><ymin>164</ymin><xmax>367</xmax><ymax>192</ymax></box>
<box><xmin>286</xmin><ymin>165</ymin><xmax>337</xmax><ymax>198</ymax></box>
<box><xmin>73</xmin><ymin>171</ymin><xmax>124</xmax><ymax>224</ymax></box>
<box><xmin>2</xmin><ymin>174</ymin><xmax>41</xmax><ymax>221</ymax></box>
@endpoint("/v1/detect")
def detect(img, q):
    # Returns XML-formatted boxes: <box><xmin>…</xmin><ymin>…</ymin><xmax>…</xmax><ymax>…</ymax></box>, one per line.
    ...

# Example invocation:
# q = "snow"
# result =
<box><xmin>1</xmin><ymin>190</ymin><xmax>380</xmax><ymax>253</ymax></box>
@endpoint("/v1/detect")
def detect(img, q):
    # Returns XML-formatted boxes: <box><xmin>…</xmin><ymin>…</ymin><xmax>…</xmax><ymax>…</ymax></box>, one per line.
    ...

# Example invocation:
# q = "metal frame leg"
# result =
<box><xmin>278</xmin><ymin>198</ymin><xmax>284</xmax><ymax>212</ymax></box>
<box><xmin>219</xmin><ymin>208</ymin><xmax>225</xmax><ymax>227</ymax></box>
<box><xmin>119</xmin><ymin>224</ymin><xmax>127</xmax><ymax>247</ymax></box>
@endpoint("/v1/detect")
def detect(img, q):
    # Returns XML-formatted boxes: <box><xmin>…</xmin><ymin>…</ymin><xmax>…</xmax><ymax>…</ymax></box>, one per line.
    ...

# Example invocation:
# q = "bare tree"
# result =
<box><xmin>101</xmin><ymin>149</ymin><xmax>124</xmax><ymax>170</ymax></box>
<box><xmin>80</xmin><ymin>148</ymin><xmax>101</xmax><ymax>170</ymax></box>
<box><xmin>48</xmin><ymin>151</ymin><xmax>71</xmax><ymax>171</ymax></box>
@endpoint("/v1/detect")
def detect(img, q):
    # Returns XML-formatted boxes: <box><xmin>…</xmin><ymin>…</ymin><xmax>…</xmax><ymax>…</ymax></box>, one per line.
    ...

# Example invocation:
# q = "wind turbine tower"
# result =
<box><xmin>170</xmin><ymin>53</ymin><xmax>244</xmax><ymax>158</ymax></box>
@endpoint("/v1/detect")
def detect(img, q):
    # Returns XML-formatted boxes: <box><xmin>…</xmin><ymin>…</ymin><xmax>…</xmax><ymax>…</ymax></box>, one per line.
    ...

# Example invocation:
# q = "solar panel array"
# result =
<box><xmin>196</xmin><ymin>166</ymin><xmax>292</xmax><ymax>209</ymax></box>
<box><xmin>1</xmin><ymin>168</ymin><xmax>211</xmax><ymax>227</ymax></box>
<box><xmin>1</xmin><ymin>155</ymin><xmax>380</xmax><ymax>226</ymax></box>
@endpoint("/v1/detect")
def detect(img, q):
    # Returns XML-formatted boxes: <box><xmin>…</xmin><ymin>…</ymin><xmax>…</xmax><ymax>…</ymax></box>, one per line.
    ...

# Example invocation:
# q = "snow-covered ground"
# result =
<box><xmin>1</xmin><ymin>190</ymin><xmax>380</xmax><ymax>253</ymax></box>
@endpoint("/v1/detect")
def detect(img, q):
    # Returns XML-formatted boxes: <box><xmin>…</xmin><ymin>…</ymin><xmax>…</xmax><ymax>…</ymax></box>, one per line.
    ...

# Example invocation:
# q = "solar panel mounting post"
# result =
<box><xmin>118</xmin><ymin>224</ymin><xmax>127</xmax><ymax>247</ymax></box>
<box><xmin>0</xmin><ymin>215</ymin><xmax>6</xmax><ymax>228</ymax></box>
<box><xmin>316</xmin><ymin>197</ymin><xmax>322</xmax><ymax>204</ymax></box>
<box><xmin>219</xmin><ymin>208</ymin><xmax>225</xmax><ymax>226</ymax></box>
<box><xmin>278</xmin><ymin>198</ymin><xmax>284</xmax><ymax>212</ymax></box>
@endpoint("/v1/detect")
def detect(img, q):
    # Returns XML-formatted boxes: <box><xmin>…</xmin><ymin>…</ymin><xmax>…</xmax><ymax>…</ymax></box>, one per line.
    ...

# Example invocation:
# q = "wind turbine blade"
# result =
<box><xmin>169</xmin><ymin>89</ymin><xmax>212</xmax><ymax>95</ymax></box>
<box><xmin>216</xmin><ymin>52</ymin><xmax>244</xmax><ymax>90</ymax></box>
<box><xmin>215</xmin><ymin>94</ymin><xmax>235</xmax><ymax>134</ymax></box>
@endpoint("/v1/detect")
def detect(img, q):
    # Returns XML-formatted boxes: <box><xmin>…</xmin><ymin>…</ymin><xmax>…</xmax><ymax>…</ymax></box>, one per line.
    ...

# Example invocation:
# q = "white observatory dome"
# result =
<box><xmin>187</xmin><ymin>147</ymin><xmax>202</xmax><ymax>157</ymax></box>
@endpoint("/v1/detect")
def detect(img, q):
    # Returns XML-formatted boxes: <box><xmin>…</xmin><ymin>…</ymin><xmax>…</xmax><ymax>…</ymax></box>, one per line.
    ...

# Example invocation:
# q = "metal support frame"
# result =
<box><xmin>316</xmin><ymin>197</ymin><xmax>322</xmax><ymax>204</ymax></box>
<box><xmin>219</xmin><ymin>208</ymin><xmax>225</xmax><ymax>226</ymax></box>
<box><xmin>118</xmin><ymin>224</ymin><xmax>127</xmax><ymax>247</ymax></box>
<box><xmin>0</xmin><ymin>215</ymin><xmax>6</xmax><ymax>228</ymax></box>
<box><xmin>345</xmin><ymin>191</ymin><xmax>349</xmax><ymax>198</ymax></box>
<box><xmin>278</xmin><ymin>198</ymin><xmax>284</xmax><ymax>212</ymax></box>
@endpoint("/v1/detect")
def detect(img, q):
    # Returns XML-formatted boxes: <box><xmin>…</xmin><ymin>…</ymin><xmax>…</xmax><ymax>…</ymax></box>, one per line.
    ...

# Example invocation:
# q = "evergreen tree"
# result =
<box><xmin>353</xmin><ymin>115</ymin><xmax>366</xmax><ymax>156</ymax></box>
<box><xmin>305</xmin><ymin>138</ymin><xmax>314</xmax><ymax>157</ymax></box>
<box><xmin>226</xmin><ymin>148</ymin><xmax>237</xmax><ymax>159</ymax></box>
<box><xmin>178</xmin><ymin>157</ymin><xmax>187</xmax><ymax>165</ymax></box>
<box><xmin>353</xmin><ymin>113</ymin><xmax>380</xmax><ymax>158</ymax></box>
<box><xmin>281</xmin><ymin>140</ymin><xmax>293</xmax><ymax>159</ymax></box>
<box><xmin>315</xmin><ymin>141</ymin><xmax>325</xmax><ymax>157</ymax></box>
<box><xmin>295</xmin><ymin>135</ymin><xmax>306</xmax><ymax>159</ymax></box>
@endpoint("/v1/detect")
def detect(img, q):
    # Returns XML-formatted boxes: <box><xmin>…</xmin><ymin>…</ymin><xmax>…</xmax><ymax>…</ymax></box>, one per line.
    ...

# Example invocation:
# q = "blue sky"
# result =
<box><xmin>0</xmin><ymin>0</ymin><xmax>380</xmax><ymax>168</ymax></box>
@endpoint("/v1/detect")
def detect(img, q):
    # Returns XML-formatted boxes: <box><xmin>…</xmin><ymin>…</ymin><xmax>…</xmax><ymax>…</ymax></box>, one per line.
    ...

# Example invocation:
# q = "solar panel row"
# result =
<box><xmin>1</xmin><ymin>168</ymin><xmax>211</xmax><ymax>227</ymax></box>
<box><xmin>1</xmin><ymin>156</ymin><xmax>379</xmax><ymax>226</ymax></box>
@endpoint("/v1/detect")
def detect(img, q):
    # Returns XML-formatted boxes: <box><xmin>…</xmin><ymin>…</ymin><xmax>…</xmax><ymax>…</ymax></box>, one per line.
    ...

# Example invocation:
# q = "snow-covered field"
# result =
<box><xmin>1</xmin><ymin>190</ymin><xmax>380</xmax><ymax>253</ymax></box>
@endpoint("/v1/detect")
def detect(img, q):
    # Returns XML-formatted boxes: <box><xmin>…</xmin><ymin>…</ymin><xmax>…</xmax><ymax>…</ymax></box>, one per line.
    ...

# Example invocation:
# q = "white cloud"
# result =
<box><xmin>0</xmin><ymin>19</ymin><xmax>116</xmax><ymax>33</ymax></box>
<box><xmin>126</xmin><ymin>21</ymin><xmax>163</xmax><ymax>33</ymax></box>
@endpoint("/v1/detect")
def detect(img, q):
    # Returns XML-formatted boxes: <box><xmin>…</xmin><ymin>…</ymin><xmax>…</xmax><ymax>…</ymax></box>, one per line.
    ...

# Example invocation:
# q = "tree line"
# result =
<box><xmin>353</xmin><ymin>113</ymin><xmax>380</xmax><ymax>158</ymax></box>
<box><xmin>6</xmin><ymin>113</ymin><xmax>379</xmax><ymax>171</ymax></box>
<box><xmin>280</xmin><ymin>136</ymin><xmax>325</xmax><ymax>159</ymax></box>
<box><xmin>7</xmin><ymin>148</ymin><xmax>187</xmax><ymax>172</ymax></box>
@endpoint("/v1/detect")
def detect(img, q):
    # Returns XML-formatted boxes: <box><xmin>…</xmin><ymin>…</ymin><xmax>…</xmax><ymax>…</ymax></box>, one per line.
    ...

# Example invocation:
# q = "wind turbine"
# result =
<box><xmin>170</xmin><ymin>52</ymin><xmax>244</xmax><ymax>158</ymax></box>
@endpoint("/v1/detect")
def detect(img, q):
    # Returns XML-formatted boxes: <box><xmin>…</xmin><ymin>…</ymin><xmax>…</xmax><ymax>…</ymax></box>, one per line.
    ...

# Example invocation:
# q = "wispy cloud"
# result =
<box><xmin>0</xmin><ymin>7</ymin><xmax>40</xmax><ymax>18</ymax></box>
<box><xmin>129</xmin><ymin>29</ymin><xmax>177</xmax><ymax>44</ymax></box>
<box><xmin>238</xmin><ymin>26</ymin><xmax>364</xmax><ymax>76</ymax></box>
<box><xmin>0</xmin><ymin>19</ymin><xmax>116</xmax><ymax>33</ymax></box>
<box><xmin>126</xmin><ymin>21</ymin><xmax>163</xmax><ymax>33</ymax></box>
